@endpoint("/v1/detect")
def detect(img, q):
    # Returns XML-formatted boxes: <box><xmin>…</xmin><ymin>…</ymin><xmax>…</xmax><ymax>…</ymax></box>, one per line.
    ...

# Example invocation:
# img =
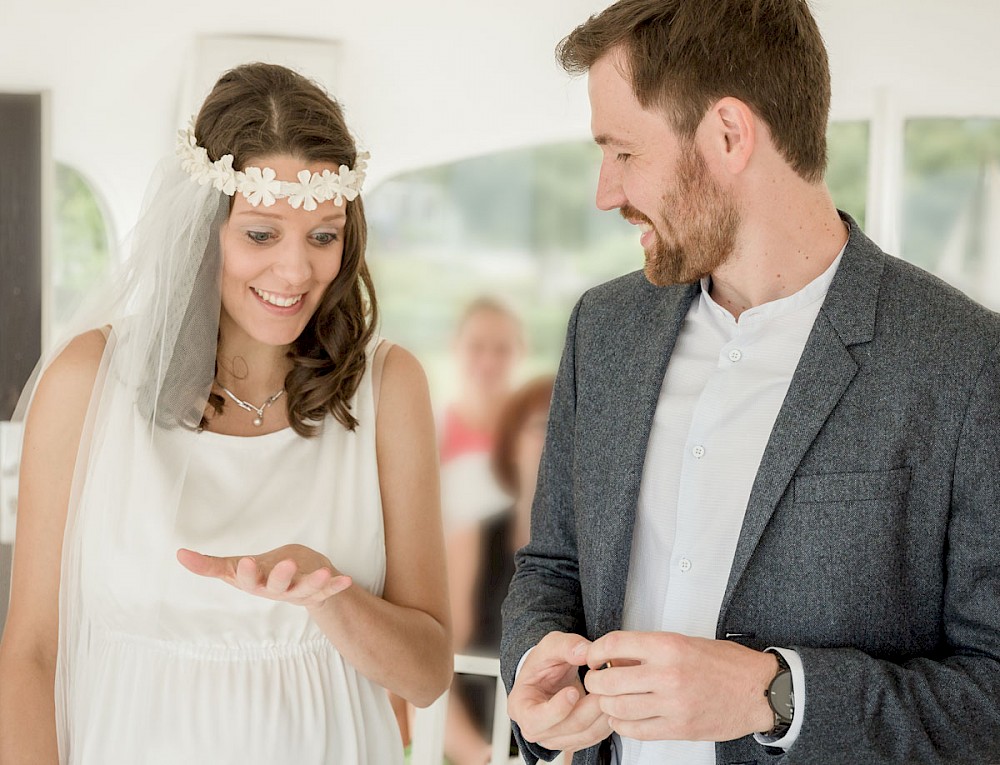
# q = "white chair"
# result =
<box><xmin>410</xmin><ymin>653</ymin><xmax>566</xmax><ymax>765</ymax></box>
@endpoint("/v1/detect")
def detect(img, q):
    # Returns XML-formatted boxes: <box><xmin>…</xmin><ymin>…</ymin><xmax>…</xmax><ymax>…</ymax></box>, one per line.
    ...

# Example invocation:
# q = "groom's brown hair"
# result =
<box><xmin>557</xmin><ymin>0</ymin><xmax>831</xmax><ymax>183</ymax></box>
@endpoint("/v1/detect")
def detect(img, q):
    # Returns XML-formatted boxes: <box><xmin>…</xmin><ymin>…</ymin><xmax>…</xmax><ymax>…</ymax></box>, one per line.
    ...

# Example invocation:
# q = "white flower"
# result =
<box><xmin>176</xmin><ymin>120</ymin><xmax>197</xmax><ymax>151</ymax></box>
<box><xmin>176</xmin><ymin>128</ymin><xmax>194</xmax><ymax>154</ymax></box>
<box><xmin>209</xmin><ymin>154</ymin><xmax>237</xmax><ymax>196</ymax></box>
<box><xmin>314</xmin><ymin>169</ymin><xmax>342</xmax><ymax>206</ymax></box>
<box><xmin>285</xmin><ymin>170</ymin><xmax>325</xmax><ymax>211</ymax></box>
<box><xmin>238</xmin><ymin>166</ymin><xmax>281</xmax><ymax>207</ymax></box>
<box><xmin>314</xmin><ymin>157</ymin><xmax>366</xmax><ymax>207</ymax></box>
<box><xmin>182</xmin><ymin>145</ymin><xmax>213</xmax><ymax>186</ymax></box>
<box><xmin>354</xmin><ymin>150</ymin><xmax>370</xmax><ymax>176</ymax></box>
<box><xmin>335</xmin><ymin>164</ymin><xmax>361</xmax><ymax>203</ymax></box>
<box><xmin>175</xmin><ymin>122</ymin><xmax>215</xmax><ymax>185</ymax></box>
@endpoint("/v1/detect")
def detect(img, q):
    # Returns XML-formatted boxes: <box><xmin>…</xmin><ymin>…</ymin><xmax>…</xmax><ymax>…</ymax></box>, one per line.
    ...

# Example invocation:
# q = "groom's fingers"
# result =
<box><xmin>536</xmin><ymin>693</ymin><xmax>611</xmax><ymax>751</ymax></box>
<box><xmin>533</xmin><ymin>631</ymin><xmax>591</xmax><ymax>671</ymax></box>
<box><xmin>517</xmin><ymin>683</ymin><xmax>582</xmax><ymax>741</ymax></box>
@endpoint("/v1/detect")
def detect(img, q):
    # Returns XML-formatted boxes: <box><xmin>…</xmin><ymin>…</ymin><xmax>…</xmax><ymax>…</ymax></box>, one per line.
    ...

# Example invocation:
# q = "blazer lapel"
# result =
<box><xmin>719</xmin><ymin>218</ymin><xmax>887</xmax><ymax>620</ymax></box>
<box><xmin>595</xmin><ymin>279</ymin><xmax>699</xmax><ymax>636</ymax></box>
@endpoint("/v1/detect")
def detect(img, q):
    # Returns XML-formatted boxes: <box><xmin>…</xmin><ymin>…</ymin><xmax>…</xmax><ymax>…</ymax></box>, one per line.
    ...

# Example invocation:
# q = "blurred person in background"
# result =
<box><xmin>391</xmin><ymin>297</ymin><xmax>525</xmax><ymax>752</ymax></box>
<box><xmin>440</xmin><ymin>297</ymin><xmax>526</xmax><ymax>531</ymax></box>
<box><xmin>446</xmin><ymin>376</ymin><xmax>555</xmax><ymax>765</ymax></box>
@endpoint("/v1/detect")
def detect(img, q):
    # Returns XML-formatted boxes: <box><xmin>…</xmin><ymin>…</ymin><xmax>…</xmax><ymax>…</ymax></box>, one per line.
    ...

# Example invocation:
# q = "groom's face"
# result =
<box><xmin>587</xmin><ymin>51</ymin><xmax>740</xmax><ymax>286</ymax></box>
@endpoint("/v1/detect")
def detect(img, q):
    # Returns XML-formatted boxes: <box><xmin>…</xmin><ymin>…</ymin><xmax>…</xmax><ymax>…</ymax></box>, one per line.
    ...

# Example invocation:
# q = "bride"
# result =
<box><xmin>0</xmin><ymin>62</ymin><xmax>451</xmax><ymax>764</ymax></box>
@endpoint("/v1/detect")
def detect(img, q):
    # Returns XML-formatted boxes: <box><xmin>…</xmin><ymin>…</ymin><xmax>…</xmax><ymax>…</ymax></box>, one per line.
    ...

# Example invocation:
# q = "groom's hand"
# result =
<box><xmin>584</xmin><ymin>631</ymin><xmax>777</xmax><ymax>742</ymax></box>
<box><xmin>507</xmin><ymin>631</ymin><xmax>612</xmax><ymax>752</ymax></box>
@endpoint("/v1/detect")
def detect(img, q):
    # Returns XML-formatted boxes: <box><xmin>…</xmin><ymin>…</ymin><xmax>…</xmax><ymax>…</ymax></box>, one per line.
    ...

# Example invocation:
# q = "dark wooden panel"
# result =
<box><xmin>0</xmin><ymin>93</ymin><xmax>43</xmax><ymax>631</ymax></box>
<box><xmin>0</xmin><ymin>93</ymin><xmax>43</xmax><ymax>421</ymax></box>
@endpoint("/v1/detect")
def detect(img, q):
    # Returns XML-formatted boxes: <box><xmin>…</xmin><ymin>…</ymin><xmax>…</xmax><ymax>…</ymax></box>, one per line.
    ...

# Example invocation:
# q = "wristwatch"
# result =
<box><xmin>762</xmin><ymin>650</ymin><xmax>794</xmax><ymax>740</ymax></box>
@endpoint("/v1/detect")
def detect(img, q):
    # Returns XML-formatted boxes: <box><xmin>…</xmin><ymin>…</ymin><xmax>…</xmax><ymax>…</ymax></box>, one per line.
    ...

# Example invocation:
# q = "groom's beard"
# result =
<box><xmin>624</xmin><ymin>146</ymin><xmax>741</xmax><ymax>287</ymax></box>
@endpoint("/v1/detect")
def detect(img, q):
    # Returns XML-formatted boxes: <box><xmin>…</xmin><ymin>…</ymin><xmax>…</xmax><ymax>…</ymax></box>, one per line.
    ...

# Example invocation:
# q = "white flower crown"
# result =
<box><xmin>176</xmin><ymin>120</ymin><xmax>369</xmax><ymax>210</ymax></box>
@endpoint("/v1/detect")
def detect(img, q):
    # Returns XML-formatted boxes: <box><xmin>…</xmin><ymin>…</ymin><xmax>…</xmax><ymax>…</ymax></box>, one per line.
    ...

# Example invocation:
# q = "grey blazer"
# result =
<box><xmin>500</xmin><ymin>216</ymin><xmax>1000</xmax><ymax>765</ymax></box>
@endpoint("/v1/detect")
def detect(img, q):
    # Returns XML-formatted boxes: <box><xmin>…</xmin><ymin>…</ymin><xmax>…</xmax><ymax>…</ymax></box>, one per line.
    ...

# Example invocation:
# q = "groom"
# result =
<box><xmin>500</xmin><ymin>1</ymin><xmax>1000</xmax><ymax>763</ymax></box>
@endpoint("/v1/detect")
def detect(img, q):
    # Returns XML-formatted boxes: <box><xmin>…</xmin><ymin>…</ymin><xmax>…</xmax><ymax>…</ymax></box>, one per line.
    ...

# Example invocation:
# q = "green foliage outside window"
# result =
<box><xmin>54</xmin><ymin>163</ymin><xmax>112</xmax><ymax>333</ymax></box>
<box><xmin>826</xmin><ymin>121</ymin><xmax>869</xmax><ymax>229</ymax></box>
<box><xmin>367</xmin><ymin>141</ymin><xmax>637</xmax><ymax>393</ymax></box>
<box><xmin>903</xmin><ymin>119</ymin><xmax>1000</xmax><ymax>301</ymax></box>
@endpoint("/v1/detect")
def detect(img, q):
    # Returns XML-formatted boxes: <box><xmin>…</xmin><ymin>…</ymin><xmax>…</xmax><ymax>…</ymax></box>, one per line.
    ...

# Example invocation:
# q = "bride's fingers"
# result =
<box><xmin>179</xmin><ymin>549</ymin><xmax>349</xmax><ymax>604</ymax></box>
<box><xmin>309</xmin><ymin>574</ymin><xmax>352</xmax><ymax>603</ymax></box>
<box><xmin>235</xmin><ymin>556</ymin><xmax>262</xmax><ymax>591</ymax></box>
<box><xmin>176</xmin><ymin>548</ymin><xmax>234</xmax><ymax>579</ymax></box>
<box><xmin>286</xmin><ymin>570</ymin><xmax>350</xmax><ymax>602</ymax></box>
<box><xmin>265</xmin><ymin>559</ymin><xmax>297</xmax><ymax>595</ymax></box>
<box><xmin>286</xmin><ymin>567</ymin><xmax>332</xmax><ymax>599</ymax></box>
<box><xmin>325</xmin><ymin>574</ymin><xmax>352</xmax><ymax>597</ymax></box>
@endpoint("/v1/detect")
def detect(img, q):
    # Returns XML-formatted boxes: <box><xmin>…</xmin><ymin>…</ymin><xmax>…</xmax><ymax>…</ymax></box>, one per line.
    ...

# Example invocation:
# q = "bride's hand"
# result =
<box><xmin>177</xmin><ymin>544</ymin><xmax>352</xmax><ymax>609</ymax></box>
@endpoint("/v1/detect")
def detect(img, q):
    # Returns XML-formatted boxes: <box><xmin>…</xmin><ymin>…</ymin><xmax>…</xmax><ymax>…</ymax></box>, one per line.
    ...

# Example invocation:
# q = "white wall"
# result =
<box><xmin>1</xmin><ymin>0</ymin><xmax>999</xmax><ymax>239</ymax></box>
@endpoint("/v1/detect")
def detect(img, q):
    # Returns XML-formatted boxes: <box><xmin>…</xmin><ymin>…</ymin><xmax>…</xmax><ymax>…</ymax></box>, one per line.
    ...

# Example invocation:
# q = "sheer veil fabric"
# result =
<box><xmin>13</xmin><ymin>157</ymin><xmax>229</xmax><ymax>760</ymax></box>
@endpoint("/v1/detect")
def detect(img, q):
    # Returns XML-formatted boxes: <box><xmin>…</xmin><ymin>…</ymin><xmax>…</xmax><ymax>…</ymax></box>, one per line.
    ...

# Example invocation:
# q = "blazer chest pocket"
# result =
<box><xmin>793</xmin><ymin>466</ymin><xmax>911</xmax><ymax>505</ymax></box>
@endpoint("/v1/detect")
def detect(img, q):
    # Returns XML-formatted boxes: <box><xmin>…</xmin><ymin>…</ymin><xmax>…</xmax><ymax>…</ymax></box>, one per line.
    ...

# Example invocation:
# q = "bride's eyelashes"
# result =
<box><xmin>242</xmin><ymin>229</ymin><xmax>340</xmax><ymax>246</ymax></box>
<box><xmin>246</xmin><ymin>229</ymin><xmax>274</xmax><ymax>244</ymax></box>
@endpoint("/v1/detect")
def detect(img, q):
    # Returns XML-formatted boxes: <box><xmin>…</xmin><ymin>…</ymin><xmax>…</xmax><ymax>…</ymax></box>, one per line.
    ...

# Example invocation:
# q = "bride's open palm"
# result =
<box><xmin>177</xmin><ymin>544</ymin><xmax>353</xmax><ymax>608</ymax></box>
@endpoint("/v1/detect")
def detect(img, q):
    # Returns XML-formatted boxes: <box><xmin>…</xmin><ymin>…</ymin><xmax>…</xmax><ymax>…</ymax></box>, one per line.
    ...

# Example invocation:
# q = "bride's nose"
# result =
<box><xmin>271</xmin><ymin>240</ymin><xmax>312</xmax><ymax>286</ymax></box>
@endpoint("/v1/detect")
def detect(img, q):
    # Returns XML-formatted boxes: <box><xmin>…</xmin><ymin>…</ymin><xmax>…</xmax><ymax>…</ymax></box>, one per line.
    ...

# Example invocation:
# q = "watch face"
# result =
<box><xmin>768</xmin><ymin>671</ymin><xmax>795</xmax><ymax>722</ymax></box>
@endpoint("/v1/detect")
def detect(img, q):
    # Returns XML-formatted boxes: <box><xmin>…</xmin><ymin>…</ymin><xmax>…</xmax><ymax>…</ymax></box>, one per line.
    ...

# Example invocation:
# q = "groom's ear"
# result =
<box><xmin>702</xmin><ymin>96</ymin><xmax>757</xmax><ymax>177</ymax></box>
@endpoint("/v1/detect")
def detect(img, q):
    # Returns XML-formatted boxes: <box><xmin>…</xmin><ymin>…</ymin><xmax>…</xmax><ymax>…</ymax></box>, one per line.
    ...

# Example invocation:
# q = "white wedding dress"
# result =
<box><xmin>61</xmin><ymin>345</ymin><xmax>403</xmax><ymax>764</ymax></box>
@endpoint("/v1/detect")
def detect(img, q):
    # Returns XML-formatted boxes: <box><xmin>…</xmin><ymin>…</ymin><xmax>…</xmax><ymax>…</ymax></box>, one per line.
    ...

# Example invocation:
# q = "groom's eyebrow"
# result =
<box><xmin>593</xmin><ymin>134</ymin><xmax>632</xmax><ymax>149</ymax></box>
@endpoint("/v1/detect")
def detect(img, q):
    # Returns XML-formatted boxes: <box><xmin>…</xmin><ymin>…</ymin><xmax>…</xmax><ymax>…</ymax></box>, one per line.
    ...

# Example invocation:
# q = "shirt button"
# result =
<box><xmin>729</xmin><ymin>349</ymin><xmax>743</xmax><ymax>362</ymax></box>
<box><xmin>679</xmin><ymin>558</ymin><xmax>692</xmax><ymax>572</ymax></box>
<box><xmin>692</xmin><ymin>445</ymin><xmax>706</xmax><ymax>459</ymax></box>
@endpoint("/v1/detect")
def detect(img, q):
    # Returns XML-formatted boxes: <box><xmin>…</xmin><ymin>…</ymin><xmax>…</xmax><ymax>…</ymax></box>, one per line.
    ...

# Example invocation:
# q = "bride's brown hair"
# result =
<box><xmin>194</xmin><ymin>62</ymin><xmax>378</xmax><ymax>435</ymax></box>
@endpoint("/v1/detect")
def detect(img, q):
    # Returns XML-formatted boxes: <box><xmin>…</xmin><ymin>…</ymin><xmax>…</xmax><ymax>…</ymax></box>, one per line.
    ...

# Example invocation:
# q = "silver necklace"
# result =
<box><xmin>218</xmin><ymin>384</ymin><xmax>285</xmax><ymax>427</ymax></box>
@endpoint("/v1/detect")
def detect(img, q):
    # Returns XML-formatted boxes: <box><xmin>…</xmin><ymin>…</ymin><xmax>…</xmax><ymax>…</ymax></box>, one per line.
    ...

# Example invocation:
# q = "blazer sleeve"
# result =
<box><xmin>786</xmin><ymin>338</ymin><xmax>1000</xmax><ymax>763</ymax></box>
<box><xmin>500</xmin><ymin>294</ymin><xmax>589</xmax><ymax>764</ymax></box>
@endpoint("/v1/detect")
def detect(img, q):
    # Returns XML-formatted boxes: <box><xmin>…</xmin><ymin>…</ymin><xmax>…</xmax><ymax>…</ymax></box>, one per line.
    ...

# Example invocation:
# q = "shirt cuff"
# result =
<box><xmin>753</xmin><ymin>647</ymin><xmax>805</xmax><ymax>750</ymax></box>
<box><xmin>515</xmin><ymin>645</ymin><xmax>536</xmax><ymax>679</ymax></box>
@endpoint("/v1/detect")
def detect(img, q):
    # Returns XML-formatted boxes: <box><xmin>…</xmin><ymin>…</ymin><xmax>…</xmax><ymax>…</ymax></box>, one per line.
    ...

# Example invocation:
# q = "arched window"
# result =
<box><xmin>52</xmin><ymin>163</ymin><xmax>114</xmax><ymax>341</ymax></box>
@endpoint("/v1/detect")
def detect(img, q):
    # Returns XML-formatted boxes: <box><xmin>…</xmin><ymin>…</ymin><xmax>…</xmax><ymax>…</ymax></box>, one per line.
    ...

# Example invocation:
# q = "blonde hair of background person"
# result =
<box><xmin>0</xmin><ymin>63</ymin><xmax>450</xmax><ymax>764</ymax></box>
<box><xmin>440</xmin><ymin>297</ymin><xmax>525</xmax><ymax>459</ymax></box>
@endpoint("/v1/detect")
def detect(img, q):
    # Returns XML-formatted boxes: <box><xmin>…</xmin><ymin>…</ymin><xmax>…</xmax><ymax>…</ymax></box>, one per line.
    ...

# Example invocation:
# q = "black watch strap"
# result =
<box><xmin>761</xmin><ymin>650</ymin><xmax>794</xmax><ymax>740</ymax></box>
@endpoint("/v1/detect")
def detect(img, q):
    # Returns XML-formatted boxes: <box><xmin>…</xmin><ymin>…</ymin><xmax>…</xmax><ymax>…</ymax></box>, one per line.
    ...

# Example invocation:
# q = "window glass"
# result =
<box><xmin>366</xmin><ymin>141</ymin><xmax>635</xmax><ymax>393</ymax></box>
<box><xmin>903</xmin><ymin>119</ymin><xmax>1000</xmax><ymax>309</ymax></box>
<box><xmin>826</xmin><ymin>121</ymin><xmax>869</xmax><ymax>229</ymax></box>
<box><xmin>53</xmin><ymin>163</ymin><xmax>113</xmax><ymax>338</ymax></box>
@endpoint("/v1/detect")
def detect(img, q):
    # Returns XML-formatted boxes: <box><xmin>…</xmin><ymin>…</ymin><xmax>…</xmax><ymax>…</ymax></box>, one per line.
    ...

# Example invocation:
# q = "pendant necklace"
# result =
<box><xmin>218</xmin><ymin>384</ymin><xmax>285</xmax><ymax>427</ymax></box>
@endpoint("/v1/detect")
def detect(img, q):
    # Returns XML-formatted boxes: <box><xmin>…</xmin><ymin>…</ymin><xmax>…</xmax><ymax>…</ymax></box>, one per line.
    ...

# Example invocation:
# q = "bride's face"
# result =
<box><xmin>218</xmin><ymin>154</ymin><xmax>347</xmax><ymax>349</ymax></box>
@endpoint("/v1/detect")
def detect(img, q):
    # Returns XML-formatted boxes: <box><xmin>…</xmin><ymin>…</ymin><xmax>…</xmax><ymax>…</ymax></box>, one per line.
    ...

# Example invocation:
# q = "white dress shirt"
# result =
<box><xmin>616</xmin><ymin>248</ymin><xmax>844</xmax><ymax>765</ymax></box>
